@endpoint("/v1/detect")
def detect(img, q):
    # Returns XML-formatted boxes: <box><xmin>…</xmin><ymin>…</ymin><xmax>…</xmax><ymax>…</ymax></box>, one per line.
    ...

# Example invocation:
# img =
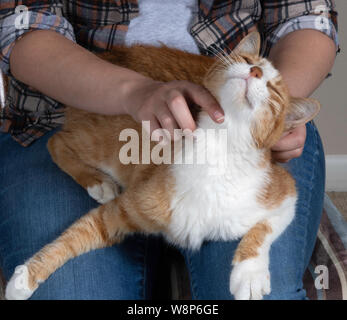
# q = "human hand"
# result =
<box><xmin>124</xmin><ymin>78</ymin><xmax>225</xmax><ymax>140</ymax></box>
<box><xmin>271</xmin><ymin>125</ymin><xmax>306</xmax><ymax>163</ymax></box>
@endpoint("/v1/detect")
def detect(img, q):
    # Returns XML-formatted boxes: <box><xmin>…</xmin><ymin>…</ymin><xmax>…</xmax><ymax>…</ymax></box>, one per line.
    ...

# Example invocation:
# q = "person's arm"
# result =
<box><xmin>10</xmin><ymin>30</ymin><xmax>148</xmax><ymax>115</ymax></box>
<box><xmin>9</xmin><ymin>30</ymin><xmax>224</xmax><ymax>138</ymax></box>
<box><xmin>269</xmin><ymin>29</ymin><xmax>336</xmax><ymax>97</ymax></box>
<box><xmin>268</xmin><ymin>29</ymin><xmax>336</xmax><ymax>162</ymax></box>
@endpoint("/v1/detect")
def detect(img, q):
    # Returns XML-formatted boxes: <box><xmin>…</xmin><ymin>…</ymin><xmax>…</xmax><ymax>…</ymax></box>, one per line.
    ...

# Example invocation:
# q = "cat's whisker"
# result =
<box><xmin>214</xmin><ymin>47</ymin><xmax>235</xmax><ymax>68</ymax></box>
<box><xmin>210</xmin><ymin>44</ymin><xmax>231</xmax><ymax>60</ymax></box>
<box><xmin>205</xmin><ymin>47</ymin><xmax>231</xmax><ymax>69</ymax></box>
<box><xmin>206</xmin><ymin>45</ymin><xmax>229</xmax><ymax>62</ymax></box>
<box><xmin>204</xmin><ymin>47</ymin><xmax>229</xmax><ymax>67</ymax></box>
<box><xmin>225</xmin><ymin>50</ymin><xmax>241</xmax><ymax>64</ymax></box>
<box><xmin>202</xmin><ymin>33</ymin><xmax>234</xmax><ymax>67</ymax></box>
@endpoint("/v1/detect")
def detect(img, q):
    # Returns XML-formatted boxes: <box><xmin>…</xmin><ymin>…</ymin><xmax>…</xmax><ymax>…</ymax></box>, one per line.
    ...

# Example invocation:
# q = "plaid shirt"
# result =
<box><xmin>0</xmin><ymin>0</ymin><xmax>339</xmax><ymax>147</ymax></box>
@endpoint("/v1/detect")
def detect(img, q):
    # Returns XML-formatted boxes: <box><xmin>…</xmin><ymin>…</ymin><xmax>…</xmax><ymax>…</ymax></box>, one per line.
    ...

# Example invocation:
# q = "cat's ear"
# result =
<box><xmin>285</xmin><ymin>98</ymin><xmax>321</xmax><ymax>130</ymax></box>
<box><xmin>233</xmin><ymin>32</ymin><xmax>261</xmax><ymax>56</ymax></box>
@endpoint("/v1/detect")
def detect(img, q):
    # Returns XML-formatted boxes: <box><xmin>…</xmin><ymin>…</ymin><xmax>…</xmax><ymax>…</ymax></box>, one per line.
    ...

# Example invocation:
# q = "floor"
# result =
<box><xmin>1</xmin><ymin>192</ymin><xmax>346</xmax><ymax>300</ymax></box>
<box><xmin>327</xmin><ymin>192</ymin><xmax>347</xmax><ymax>221</ymax></box>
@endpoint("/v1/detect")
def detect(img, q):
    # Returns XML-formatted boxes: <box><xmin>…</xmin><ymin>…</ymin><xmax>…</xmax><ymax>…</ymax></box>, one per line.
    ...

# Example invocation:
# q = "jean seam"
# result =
<box><xmin>184</xmin><ymin>252</ymin><xmax>198</xmax><ymax>299</ymax></box>
<box><xmin>297</xmin><ymin>123</ymin><xmax>320</xmax><ymax>289</ymax></box>
<box><xmin>72</xmin><ymin>259</ymin><xmax>77</xmax><ymax>300</ymax></box>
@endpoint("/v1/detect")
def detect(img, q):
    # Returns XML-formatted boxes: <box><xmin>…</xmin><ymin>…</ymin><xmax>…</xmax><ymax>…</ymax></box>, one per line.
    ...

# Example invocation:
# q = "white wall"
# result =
<box><xmin>314</xmin><ymin>0</ymin><xmax>347</xmax><ymax>155</ymax></box>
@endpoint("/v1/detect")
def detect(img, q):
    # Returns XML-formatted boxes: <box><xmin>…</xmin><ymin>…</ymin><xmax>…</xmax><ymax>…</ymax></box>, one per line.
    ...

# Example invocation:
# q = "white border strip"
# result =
<box><xmin>326</xmin><ymin>155</ymin><xmax>347</xmax><ymax>192</ymax></box>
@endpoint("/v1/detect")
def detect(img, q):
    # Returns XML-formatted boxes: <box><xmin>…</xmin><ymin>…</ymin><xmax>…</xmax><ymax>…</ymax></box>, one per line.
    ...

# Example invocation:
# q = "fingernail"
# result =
<box><xmin>214</xmin><ymin>111</ymin><xmax>224</xmax><ymax>122</ymax></box>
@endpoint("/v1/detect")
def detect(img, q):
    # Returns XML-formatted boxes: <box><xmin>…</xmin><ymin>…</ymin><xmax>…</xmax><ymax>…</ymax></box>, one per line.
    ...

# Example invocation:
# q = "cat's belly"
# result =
<box><xmin>166</xmin><ymin>190</ymin><xmax>269</xmax><ymax>250</ymax></box>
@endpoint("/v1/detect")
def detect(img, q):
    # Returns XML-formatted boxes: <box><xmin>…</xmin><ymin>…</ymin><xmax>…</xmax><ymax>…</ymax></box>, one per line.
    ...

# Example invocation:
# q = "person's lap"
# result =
<box><xmin>0</xmin><ymin>121</ymin><xmax>325</xmax><ymax>299</ymax></box>
<box><xmin>0</xmin><ymin>129</ymin><xmax>163</xmax><ymax>299</ymax></box>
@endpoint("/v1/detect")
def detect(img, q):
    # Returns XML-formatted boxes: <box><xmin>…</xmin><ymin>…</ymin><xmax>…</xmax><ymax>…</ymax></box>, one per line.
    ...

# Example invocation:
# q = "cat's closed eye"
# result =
<box><xmin>267</xmin><ymin>81</ymin><xmax>282</xmax><ymax>96</ymax></box>
<box><xmin>241</xmin><ymin>56</ymin><xmax>253</xmax><ymax>64</ymax></box>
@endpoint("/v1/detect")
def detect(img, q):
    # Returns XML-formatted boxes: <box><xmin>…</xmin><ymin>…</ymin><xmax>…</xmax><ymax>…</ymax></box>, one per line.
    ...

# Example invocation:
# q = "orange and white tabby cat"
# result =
<box><xmin>6</xmin><ymin>32</ymin><xmax>320</xmax><ymax>300</ymax></box>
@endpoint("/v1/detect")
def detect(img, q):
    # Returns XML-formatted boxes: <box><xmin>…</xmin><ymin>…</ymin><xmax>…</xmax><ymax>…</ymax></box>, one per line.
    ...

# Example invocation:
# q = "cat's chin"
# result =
<box><xmin>227</xmin><ymin>78</ymin><xmax>253</xmax><ymax>109</ymax></box>
<box><xmin>240</xmin><ymin>80</ymin><xmax>254</xmax><ymax>108</ymax></box>
<box><xmin>244</xmin><ymin>95</ymin><xmax>253</xmax><ymax>109</ymax></box>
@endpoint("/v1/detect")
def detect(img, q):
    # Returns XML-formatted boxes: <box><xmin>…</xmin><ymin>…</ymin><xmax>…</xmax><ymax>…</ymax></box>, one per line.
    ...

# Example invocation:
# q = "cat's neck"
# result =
<box><xmin>171</xmin><ymin>111</ymin><xmax>268</xmax><ymax>178</ymax></box>
<box><xmin>171</xmin><ymin>111</ymin><xmax>269</xmax><ymax>190</ymax></box>
<box><xmin>196</xmin><ymin>111</ymin><xmax>259</xmax><ymax>156</ymax></box>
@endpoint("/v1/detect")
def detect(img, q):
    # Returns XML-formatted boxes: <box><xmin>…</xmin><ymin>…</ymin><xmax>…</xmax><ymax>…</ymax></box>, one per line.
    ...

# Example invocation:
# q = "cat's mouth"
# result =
<box><xmin>239</xmin><ymin>79</ymin><xmax>252</xmax><ymax>107</ymax></box>
<box><xmin>228</xmin><ymin>77</ymin><xmax>253</xmax><ymax>108</ymax></box>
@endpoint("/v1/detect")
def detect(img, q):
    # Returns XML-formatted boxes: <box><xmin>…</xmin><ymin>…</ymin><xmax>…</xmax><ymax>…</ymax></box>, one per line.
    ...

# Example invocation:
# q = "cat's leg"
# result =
<box><xmin>5</xmin><ymin>195</ymin><xmax>142</xmax><ymax>300</ymax></box>
<box><xmin>230</xmin><ymin>196</ymin><xmax>296</xmax><ymax>300</ymax></box>
<box><xmin>5</xmin><ymin>172</ymin><xmax>171</xmax><ymax>301</ymax></box>
<box><xmin>47</xmin><ymin>132</ymin><xmax>120</xmax><ymax>204</ymax></box>
<box><xmin>6</xmin><ymin>162</ymin><xmax>172</xmax><ymax>300</ymax></box>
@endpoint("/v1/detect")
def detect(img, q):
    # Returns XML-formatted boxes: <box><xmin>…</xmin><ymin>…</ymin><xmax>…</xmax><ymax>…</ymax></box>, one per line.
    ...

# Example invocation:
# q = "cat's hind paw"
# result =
<box><xmin>230</xmin><ymin>258</ymin><xmax>271</xmax><ymax>300</ymax></box>
<box><xmin>5</xmin><ymin>265</ymin><xmax>36</xmax><ymax>300</ymax></box>
<box><xmin>87</xmin><ymin>181</ymin><xmax>119</xmax><ymax>204</ymax></box>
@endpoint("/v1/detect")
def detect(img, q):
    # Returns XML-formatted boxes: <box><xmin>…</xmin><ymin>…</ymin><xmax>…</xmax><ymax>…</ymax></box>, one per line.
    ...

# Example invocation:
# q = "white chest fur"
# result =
<box><xmin>167</xmin><ymin>114</ymin><xmax>271</xmax><ymax>249</ymax></box>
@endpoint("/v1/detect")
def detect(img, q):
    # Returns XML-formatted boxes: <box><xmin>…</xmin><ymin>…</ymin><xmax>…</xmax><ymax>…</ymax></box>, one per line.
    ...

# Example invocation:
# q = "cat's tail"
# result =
<box><xmin>5</xmin><ymin>198</ymin><xmax>138</xmax><ymax>300</ymax></box>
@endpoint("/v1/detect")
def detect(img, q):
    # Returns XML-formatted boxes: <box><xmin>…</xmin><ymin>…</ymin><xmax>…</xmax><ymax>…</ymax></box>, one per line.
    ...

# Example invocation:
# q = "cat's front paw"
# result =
<box><xmin>87</xmin><ymin>181</ymin><xmax>119</xmax><ymax>204</ymax></box>
<box><xmin>5</xmin><ymin>265</ymin><xmax>36</xmax><ymax>300</ymax></box>
<box><xmin>230</xmin><ymin>258</ymin><xmax>271</xmax><ymax>300</ymax></box>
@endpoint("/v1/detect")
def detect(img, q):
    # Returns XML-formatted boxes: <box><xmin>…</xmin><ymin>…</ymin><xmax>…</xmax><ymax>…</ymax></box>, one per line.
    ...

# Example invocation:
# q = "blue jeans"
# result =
<box><xmin>0</xmin><ymin>122</ymin><xmax>325</xmax><ymax>300</ymax></box>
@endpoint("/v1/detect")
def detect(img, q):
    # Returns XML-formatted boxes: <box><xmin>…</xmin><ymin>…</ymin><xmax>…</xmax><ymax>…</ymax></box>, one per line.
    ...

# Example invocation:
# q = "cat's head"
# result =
<box><xmin>203</xmin><ymin>32</ymin><xmax>320</xmax><ymax>149</ymax></box>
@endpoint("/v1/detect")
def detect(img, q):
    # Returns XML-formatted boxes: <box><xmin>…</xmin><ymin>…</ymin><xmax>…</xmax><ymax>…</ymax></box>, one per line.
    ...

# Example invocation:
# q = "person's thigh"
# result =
<box><xmin>0</xmin><ymin>130</ymin><xmax>161</xmax><ymax>300</ymax></box>
<box><xmin>181</xmin><ymin>122</ymin><xmax>325</xmax><ymax>300</ymax></box>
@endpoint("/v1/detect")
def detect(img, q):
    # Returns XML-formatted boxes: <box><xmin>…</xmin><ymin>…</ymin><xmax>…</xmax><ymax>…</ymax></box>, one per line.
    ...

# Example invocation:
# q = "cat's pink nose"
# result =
<box><xmin>249</xmin><ymin>66</ymin><xmax>263</xmax><ymax>79</ymax></box>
